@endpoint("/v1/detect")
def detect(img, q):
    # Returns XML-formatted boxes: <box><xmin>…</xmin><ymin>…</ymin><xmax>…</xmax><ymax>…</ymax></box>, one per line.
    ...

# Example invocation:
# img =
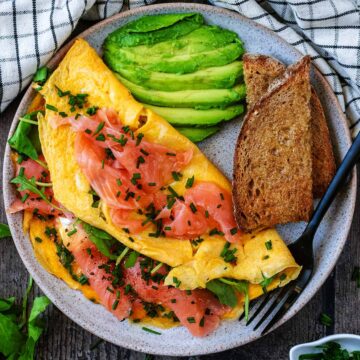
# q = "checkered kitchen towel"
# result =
<box><xmin>1</xmin><ymin>0</ymin><xmax>360</xmax><ymax>136</ymax></box>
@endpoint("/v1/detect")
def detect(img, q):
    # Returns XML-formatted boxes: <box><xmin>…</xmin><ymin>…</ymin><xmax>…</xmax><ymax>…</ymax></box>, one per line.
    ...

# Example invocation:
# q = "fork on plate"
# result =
<box><xmin>243</xmin><ymin>130</ymin><xmax>360</xmax><ymax>335</ymax></box>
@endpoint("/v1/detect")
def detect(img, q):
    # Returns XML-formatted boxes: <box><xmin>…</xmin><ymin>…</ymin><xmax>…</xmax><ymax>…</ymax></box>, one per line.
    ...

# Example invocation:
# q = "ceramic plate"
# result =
<box><xmin>2</xmin><ymin>3</ymin><xmax>357</xmax><ymax>356</ymax></box>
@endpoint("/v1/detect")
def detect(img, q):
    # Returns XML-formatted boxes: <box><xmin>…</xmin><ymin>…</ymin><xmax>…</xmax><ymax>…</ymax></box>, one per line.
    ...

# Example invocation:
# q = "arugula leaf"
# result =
<box><xmin>0</xmin><ymin>297</ymin><xmax>15</xmax><ymax>312</ymax></box>
<box><xmin>0</xmin><ymin>223</ymin><xmax>11</xmax><ymax>239</ymax></box>
<box><xmin>219</xmin><ymin>278</ymin><xmax>249</xmax><ymax>321</ymax></box>
<box><xmin>19</xmin><ymin>277</ymin><xmax>33</xmax><ymax>329</ymax></box>
<box><xmin>10</xmin><ymin>174</ymin><xmax>62</xmax><ymax>211</ymax></box>
<box><xmin>81</xmin><ymin>222</ymin><xmax>118</xmax><ymax>260</ymax></box>
<box><xmin>124</xmin><ymin>251</ymin><xmax>139</xmax><ymax>268</ymax></box>
<box><xmin>206</xmin><ymin>279</ymin><xmax>237</xmax><ymax>308</ymax></box>
<box><xmin>8</xmin><ymin>111</ymin><xmax>43</xmax><ymax>160</ymax></box>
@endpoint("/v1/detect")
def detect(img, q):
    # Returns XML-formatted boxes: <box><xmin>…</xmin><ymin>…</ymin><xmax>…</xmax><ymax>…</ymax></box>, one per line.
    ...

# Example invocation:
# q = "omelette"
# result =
<box><xmin>9</xmin><ymin>39</ymin><xmax>301</xmax><ymax>337</ymax></box>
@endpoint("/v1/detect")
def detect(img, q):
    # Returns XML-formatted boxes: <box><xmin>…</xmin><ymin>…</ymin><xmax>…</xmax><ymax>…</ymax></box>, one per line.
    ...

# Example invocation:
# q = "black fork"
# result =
<box><xmin>245</xmin><ymin>130</ymin><xmax>360</xmax><ymax>335</ymax></box>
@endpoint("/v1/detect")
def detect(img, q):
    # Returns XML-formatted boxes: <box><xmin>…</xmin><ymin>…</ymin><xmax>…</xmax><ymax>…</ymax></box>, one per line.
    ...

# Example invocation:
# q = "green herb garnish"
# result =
<box><xmin>265</xmin><ymin>240</ymin><xmax>272</xmax><ymax>250</ymax></box>
<box><xmin>124</xmin><ymin>251</ymin><xmax>139</xmax><ymax>268</ymax></box>
<box><xmin>142</xmin><ymin>327</ymin><xmax>161</xmax><ymax>335</ymax></box>
<box><xmin>206</xmin><ymin>279</ymin><xmax>237</xmax><ymax>308</ymax></box>
<box><xmin>319</xmin><ymin>313</ymin><xmax>333</xmax><ymax>327</ymax></box>
<box><xmin>33</xmin><ymin>66</ymin><xmax>50</xmax><ymax>85</ymax></box>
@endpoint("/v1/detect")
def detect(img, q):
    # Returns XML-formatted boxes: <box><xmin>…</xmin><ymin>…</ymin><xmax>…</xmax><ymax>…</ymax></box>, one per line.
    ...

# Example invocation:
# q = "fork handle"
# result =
<box><xmin>306</xmin><ymin>130</ymin><xmax>360</xmax><ymax>236</ymax></box>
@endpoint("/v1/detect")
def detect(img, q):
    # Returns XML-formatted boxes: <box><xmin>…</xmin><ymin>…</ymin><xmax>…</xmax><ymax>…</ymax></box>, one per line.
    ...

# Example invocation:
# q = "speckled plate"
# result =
<box><xmin>2</xmin><ymin>3</ymin><xmax>357</xmax><ymax>356</ymax></box>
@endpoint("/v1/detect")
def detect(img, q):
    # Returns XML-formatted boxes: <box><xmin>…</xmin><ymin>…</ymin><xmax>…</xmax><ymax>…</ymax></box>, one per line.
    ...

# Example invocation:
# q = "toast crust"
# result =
<box><xmin>233</xmin><ymin>57</ymin><xmax>313</xmax><ymax>231</ymax></box>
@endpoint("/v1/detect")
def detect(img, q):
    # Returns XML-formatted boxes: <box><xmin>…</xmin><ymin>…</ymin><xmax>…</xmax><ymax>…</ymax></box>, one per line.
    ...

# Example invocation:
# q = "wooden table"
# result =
<box><xmin>1</xmin><ymin>3</ymin><xmax>359</xmax><ymax>359</ymax></box>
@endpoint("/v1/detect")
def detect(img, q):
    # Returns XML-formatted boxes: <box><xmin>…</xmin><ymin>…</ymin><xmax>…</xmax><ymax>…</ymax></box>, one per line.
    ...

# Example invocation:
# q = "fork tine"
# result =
<box><xmin>246</xmin><ymin>293</ymin><xmax>271</xmax><ymax>325</ymax></box>
<box><xmin>253</xmin><ymin>285</ymin><xmax>292</xmax><ymax>330</ymax></box>
<box><xmin>259</xmin><ymin>284</ymin><xmax>303</xmax><ymax>335</ymax></box>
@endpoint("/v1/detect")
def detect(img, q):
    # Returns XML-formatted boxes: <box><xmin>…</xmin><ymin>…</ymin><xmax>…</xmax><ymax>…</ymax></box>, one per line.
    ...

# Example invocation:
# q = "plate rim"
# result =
<box><xmin>2</xmin><ymin>2</ymin><xmax>357</xmax><ymax>355</ymax></box>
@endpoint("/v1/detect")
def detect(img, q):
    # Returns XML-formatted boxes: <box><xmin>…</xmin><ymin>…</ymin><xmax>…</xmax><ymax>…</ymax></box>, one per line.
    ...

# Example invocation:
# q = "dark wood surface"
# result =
<box><xmin>0</xmin><ymin>2</ymin><xmax>359</xmax><ymax>359</ymax></box>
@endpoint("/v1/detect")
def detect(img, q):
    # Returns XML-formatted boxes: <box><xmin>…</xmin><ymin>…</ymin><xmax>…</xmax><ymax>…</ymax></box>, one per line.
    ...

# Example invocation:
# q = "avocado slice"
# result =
<box><xmin>176</xmin><ymin>126</ymin><xmax>220</xmax><ymax>143</ymax></box>
<box><xmin>104</xmin><ymin>41</ymin><xmax>244</xmax><ymax>74</ymax></box>
<box><xmin>104</xmin><ymin>13</ymin><xmax>204</xmax><ymax>47</ymax></box>
<box><xmin>145</xmin><ymin>104</ymin><xmax>244</xmax><ymax>127</ymax></box>
<box><xmin>115</xmin><ymin>61</ymin><xmax>243</xmax><ymax>91</ymax></box>
<box><xmin>105</xmin><ymin>25</ymin><xmax>241</xmax><ymax>58</ymax></box>
<box><xmin>116</xmin><ymin>74</ymin><xmax>246</xmax><ymax>109</ymax></box>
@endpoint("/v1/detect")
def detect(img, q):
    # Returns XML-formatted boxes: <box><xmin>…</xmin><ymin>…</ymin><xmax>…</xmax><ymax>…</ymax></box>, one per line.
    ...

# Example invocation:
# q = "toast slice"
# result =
<box><xmin>233</xmin><ymin>57</ymin><xmax>313</xmax><ymax>232</ymax></box>
<box><xmin>243</xmin><ymin>54</ymin><xmax>336</xmax><ymax>198</ymax></box>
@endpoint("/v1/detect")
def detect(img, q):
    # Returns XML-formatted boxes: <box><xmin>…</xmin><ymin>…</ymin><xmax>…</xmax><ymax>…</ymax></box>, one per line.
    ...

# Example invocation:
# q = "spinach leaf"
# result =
<box><xmin>0</xmin><ymin>223</ymin><xmax>11</xmax><ymax>239</ymax></box>
<box><xmin>8</xmin><ymin>111</ymin><xmax>43</xmax><ymax>160</ymax></box>
<box><xmin>10</xmin><ymin>174</ymin><xmax>62</xmax><ymax>211</ymax></box>
<box><xmin>206</xmin><ymin>279</ymin><xmax>237</xmax><ymax>308</ymax></box>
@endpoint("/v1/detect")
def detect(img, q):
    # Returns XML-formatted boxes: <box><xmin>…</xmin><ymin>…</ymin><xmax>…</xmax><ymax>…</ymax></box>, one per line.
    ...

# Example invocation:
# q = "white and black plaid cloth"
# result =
<box><xmin>1</xmin><ymin>0</ymin><xmax>360</xmax><ymax>136</ymax></box>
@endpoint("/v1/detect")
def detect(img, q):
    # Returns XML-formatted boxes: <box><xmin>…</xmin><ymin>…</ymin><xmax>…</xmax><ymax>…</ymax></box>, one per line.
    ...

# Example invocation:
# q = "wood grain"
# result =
<box><xmin>0</xmin><ymin>2</ymin><xmax>359</xmax><ymax>359</ymax></box>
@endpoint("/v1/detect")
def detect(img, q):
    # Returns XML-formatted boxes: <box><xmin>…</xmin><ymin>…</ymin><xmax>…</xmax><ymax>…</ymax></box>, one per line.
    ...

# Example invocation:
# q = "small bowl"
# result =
<box><xmin>290</xmin><ymin>334</ymin><xmax>360</xmax><ymax>360</ymax></box>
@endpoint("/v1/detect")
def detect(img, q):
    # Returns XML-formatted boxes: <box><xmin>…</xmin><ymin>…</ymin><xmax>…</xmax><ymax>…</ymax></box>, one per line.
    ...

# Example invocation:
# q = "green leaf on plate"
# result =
<box><xmin>0</xmin><ymin>223</ymin><xmax>11</xmax><ymax>239</ymax></box>
<box><xmin>206</xmin><ymin>279</ymin><xmax>237</xmax><ymax>308</ymax></box>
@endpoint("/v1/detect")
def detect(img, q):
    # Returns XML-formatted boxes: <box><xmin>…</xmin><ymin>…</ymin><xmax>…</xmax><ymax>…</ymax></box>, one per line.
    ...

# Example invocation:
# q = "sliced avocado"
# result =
<box><xmin>116</xmin><ymin>74</ymin><xmax>246</xmax><ymax>109</ymax></box>
<box><xmin>176</xmin><ymin>126</ymin><xmax>220</xmax><ymax>143</ymax></box>
<box><xmin>104</xmin><ymin>13</ymin><xmax>204</xmax><ymax>48</ymax></box>
<box><xmin>145</xmin><ymin>104</ymin><xmax>244</xmax><ymax>127</ymax></box>
<box><xmin>116</xmin><ymin>61</ymin><xmax>243</xmax><ymax>91</ymax></box>
<box><xmin>104</xmin><ymin>42</ymin><xmax>244</xmax><ymax>74</ymax></box>
<box><xmin>105</xmin><ymin>25</ymin><xmax>241</xmax><ymax>58</ymax></box>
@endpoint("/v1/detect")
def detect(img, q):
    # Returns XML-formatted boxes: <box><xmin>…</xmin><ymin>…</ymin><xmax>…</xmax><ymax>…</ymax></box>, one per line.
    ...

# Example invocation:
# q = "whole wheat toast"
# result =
<box><xmin>243</xmin><ymin>54</ymin><xmax>336</xmax><ymax>198</ymax></box>
<box><xmin>233</xmin><ymin>57</ymin><xmax>313</xmax><ymax>232</ymax></box>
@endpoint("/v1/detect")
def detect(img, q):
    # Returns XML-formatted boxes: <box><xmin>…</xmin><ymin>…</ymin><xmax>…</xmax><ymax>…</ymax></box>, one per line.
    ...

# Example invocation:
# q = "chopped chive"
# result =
<box><xmin>262</xmin><ymin>255</ymin><xmax>270</xmax><ymax>260</ymax></box>
<box><xmin>279</xmin><ymin>274</ymin><xmax>287</xmax><ymax>281</ymax></box>
<box><xmin>171</xmin><ymin>171</ymin><xmax>182</xmax><ymax>181</ymax></box>
<box><xmin>230</xmin><ymin>227</ymin><xmax>238</xmax><ymax>235</ymax></box>
<box><xmin>124</xmin><ymin>251</ymin><xmax>139</xmax><ymax>268</ymax></box>
<box><xmin>33</xmin><ymin>66</ymin><xmax>49</xmax><ymax>85</ymax></box>
<box><xmin>106</xmin><ymin>287</ymin><xmax>114</xmax><ymax>293</ymax></box>
<box><xmin>116</xmin><ymin>247</ymin><xmax>129</xmax><ymax>265</ymax></box>
<box><xmin>173</xmin><ymin>277</ymin><xmax>181</xmax><ymax>288</ymax></box>
<box><xmin>45</xmin><ymin>104</ymin><xmax>58</xmax><ymax>112</ymax></box>
<box><xmin>101</xmin><ymin>159</ymin><xmax>105</xmax><ymax>169</ymax></box>
<box><xmin>116</xmin><ymin>290</ymin><xmax>120</xmax><ymax>299</ymax></box>
<box><xmin>185</xmin><ymin>175</ymin><xmax>194</xmax><ymax>189</ymax></box>
<box><xmin>150</xmin><ymin>262</ymin><xmax>163</xmax><ymax>274</ymax></box>
<box><xmin>136</xmin><ymin>133</ymin><xmax>144</xmax><ymax>146</ymax></box>
<box><xmin>164</xmin><ymin>226</ymin><xmax>171</xmax><ymax>231</ymax></box>
<box><xmin>59</xmin><ymin>111</ymin><xmax>68</xmax><ymax>118</ymax></box>
<box><xmin>86</xmin><ymin>106</ymin><xmax>98</xmax><ymax>116</ymax></box>
<box><xmin>85</xmin><ymin>129</ymin><xmax>92</xmax><ymax>134</ymax></box>
<box><xmin>112</xmin><ymin>299</ymin><xmax>119</xmax><ymax>310</ymax></box>
<box><xmin>35</xmin><ymin>237</ymin><xmax>42</xmax><ymax>243</ymax></box>
<box><xmin>351</xmin><ymin>266</ymin><xmax>360</xmax><ymax>288</ymax></box>
<box><xmin>96</xmin><ymin>133</ymin><xmax>105</xmax><ymax>141</ymax></box>
<box><xmin>189</xmin><ymin>202</ymin><xmax>197</xmax><ymax>213</ymax></box>
<box><xmin>140</xmin><ymin>148</ymin><xmax>149</xmax><ymax>156</ymax></box>
<box><xmin>116</xmin><ymin>179</ymin><xmax>122</xmax><ymax>186</ymax></box>
<box><xmin>79</xmin><ymin>274</ymin><xmax>88</xmax><ymax>285</ymax></box>
<box><xmin>220</xmin><ymin>193</ymin><xmax>224</xmax><ymax>200</ymax></box>
<box><xmin>187</xmin><ymin>317</ymin><xmax>195</xmax><ymax>323</ymax></box>
<box><xmin>166</xmin><ymin>152</ymin><xmax>176</xmax><ymax>156</ymax></box>
<box><xmin>205</xmin><ymin>210</ymin><xmax>209</xmax><ymax>218</ymax></box>
<box><xmin>124</xmin><ymin>284</ymin><xmax>132</xmax><ymax>295</ymax></box>
<box><xmin>199</xmin><ymin>317</ymin><xmax>205</xmax><ymax>327</ymax></box>
<box><xmin>265</xmin><ymin>240</ymin><xmax>272</xmax><ymax>250</ymax></box>
<box><xmin>170</xmin><ymin>299</ymin><xmax>176</xmax><ymax>303</ymax></box>
<box><xmin>93</xmin><ymin>122</ymin><xmax>105</xmax><ymax>136</ymax></box>
<box><xmin>148</xmin><ymin>182</ymin><xmax>156</xmax><ymax>187</ymax></box>
<box><xmin>67</xmin><ymin>228</ymin><xmax>77</xmax><ymax>237</ymax></box>
<box><xmin>142</xmin><ymin>327</ymin><xmax>161</xmax><ymax>335</ymax></box>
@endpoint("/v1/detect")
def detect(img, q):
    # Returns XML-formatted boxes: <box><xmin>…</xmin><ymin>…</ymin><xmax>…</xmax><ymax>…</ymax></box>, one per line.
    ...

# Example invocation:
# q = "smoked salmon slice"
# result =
<box><xmin>125</xmin><ymin>262</ymin><xmax>229</xmax><ymax>337</ymax></box>
<box><xmin>66</xmin><ymin>226</ymin><xmax>132</xmax><ymax>320</ymax></box>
